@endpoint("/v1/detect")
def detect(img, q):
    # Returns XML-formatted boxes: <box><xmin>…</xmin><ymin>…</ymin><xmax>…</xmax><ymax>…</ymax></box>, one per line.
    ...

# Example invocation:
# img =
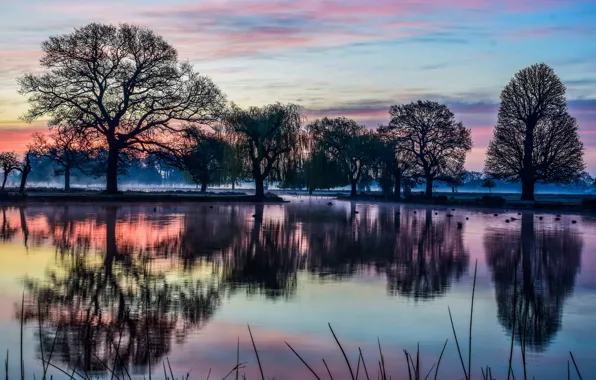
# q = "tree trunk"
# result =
<box><xmin>520</xmin><ymin>179</ymin><xmax>535</xmax><ymax>201</ymax></box>
<box><xmin>1</xmin><ymin>173</ymin><xmax>7</xmax><ymax>191</ymax></box>
<box><xmin>255</xmin><ymin>176</ymin><xmax>265</xmax><ymax>198</ymax></box>
<box><xmin>350</xmin><ymin>180</ymin><xmax>357</xmax><ymax>197</ymax></box>
<box><xmin>19</xmin><ymin>170</ymin><xmax>29</xmax><ymax>195</ymax></box>
<box><xmin>200</xmin><ymin>183</ymin><xmax>207</xmax><ymax>193</ymax></box>
<box><xmin>394</xmin><ymin>170</ymin><xmax>402</xmax><ymax>200</ymax></box>
<box><xmin>309</xmin><ymin>188</ymin><xmax>313</xmax><ymax>195</ymax></box>
<box><xmin>521</xmin><ymin>121</ymin><xmax>536</xmax><ymax>201</ymax></box>
<box><xmin>425</xmin><ymin>178</ymin><xmax>433</xmax><ymax>198</ymax></box>
<box><xmin>106</xmin><ymin>146</ymin><xmax>119</xmax><ymax>194</ymax></box>
<box><xmin>231</xmin><ymin>181</ymin><xmax>235</xmax><ymax>190</ymax></box>
<box><xmin>64</xmin><ymin>166</ymin><xmax>71</xmax><ymax>191</ymax></box>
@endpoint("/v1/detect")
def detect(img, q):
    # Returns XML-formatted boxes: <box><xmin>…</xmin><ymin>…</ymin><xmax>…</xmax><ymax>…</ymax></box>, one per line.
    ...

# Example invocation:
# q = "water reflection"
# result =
<box><xmin>18</xmin><ymin>206</ymin><xmax>222</xmax><ymax>374</ymax></box>
<box><xmin>484</xmin><ymin>213</ymin><xmax>582</xmax><ymax>352</ymax></box>
<box><xmin>1</xmin><ymin>203</ymin><xmax>583</xmax><ymax>375</ymax></box>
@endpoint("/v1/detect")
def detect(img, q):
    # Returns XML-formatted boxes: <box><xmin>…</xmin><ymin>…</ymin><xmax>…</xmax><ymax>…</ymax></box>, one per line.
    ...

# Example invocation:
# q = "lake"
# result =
<box><xmin>0</xmin><ymin>198</ymin><xmax>594</xmax><ymax>379</ymax></box>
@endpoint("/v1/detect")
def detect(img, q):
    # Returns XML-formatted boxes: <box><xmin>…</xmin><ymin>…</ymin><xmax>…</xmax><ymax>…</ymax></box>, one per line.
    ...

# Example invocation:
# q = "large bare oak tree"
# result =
<box><xmin>19</xmin><ymin>23</ymin><xmax>226</xmax><ymax>193</ymax></box>
<box><xmin>485</xmin><ymin>63</ymin><xmax>584</xmax><ymax>200</ymax></box>
<box><xmin>387</xmin><ymin>100</ymin><xmax>472</xmax><ymax>197</ymax></box>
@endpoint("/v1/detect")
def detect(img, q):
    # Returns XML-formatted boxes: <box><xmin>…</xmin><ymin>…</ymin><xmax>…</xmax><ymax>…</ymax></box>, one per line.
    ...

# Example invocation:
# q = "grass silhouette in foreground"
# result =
<box><xmin>9</xmin><ymin>261</ymin><xmax>585</xmax><ymax>380</ymax></box>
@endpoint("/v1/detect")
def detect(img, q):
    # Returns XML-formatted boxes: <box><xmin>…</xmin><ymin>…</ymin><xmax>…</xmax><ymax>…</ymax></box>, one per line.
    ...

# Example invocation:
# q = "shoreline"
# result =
<box><xmin>335</xmin><ymin>194</ymin><xmax>596</xmax><ymax>214</ymax></box>
<box><xmin>0</xmin><ymin>192</ymin><xmax>288</xmax><ymax>204</ymax></box>
<box><xmin>0</xmin><ymin>190</ymin><xmax>594</xmax><ymax>213</ymax></box>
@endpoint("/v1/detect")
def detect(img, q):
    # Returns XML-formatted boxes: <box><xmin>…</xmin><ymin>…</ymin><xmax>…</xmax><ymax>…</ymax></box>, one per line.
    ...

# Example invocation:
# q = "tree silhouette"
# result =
<box><xmin>376</xmin><ymin>125</ymin><xmax>416</xmax><ymax>199</ymax></box>
<box><xmin>223</xmin><ymin>103</ymin><xmax>303</xmax><ymax>198</ymax></box>
<box><xmin>484</xmin><ymin>214</ymin><xmax>582</xmax><ymax>351</ymax></box>
<box><xmin>18</xmin><ymin>152</ymin><xmax>32</xmax><ymax>195</ymax></box>
<box><xmin>387</xmin><ymin>101</ymin><xmax>472</xmax><ymax>198</ymax></box>
<box><xmin>156</xmin><ymin>127</ymin><xmax>226</xmax><ymax>192</ymax></box>
<box><xmin>0</xmin><ymin>152</ymin><xmax>21</xmax><ymax>191</ymax></box>
<box><xmin>485</xmin><ymin>63</ymin><xmax>584</xmax><ymax>201</ymax></box>
<box><xmin>308</xmin><ymin>117</ymin><xmax>378</xmax><ymax>197</ymax></box>
<box><xmin>28</xmin><ymin>128</ymin><xmax>93</xmax><ymax>191</ymax></box>
<box><xmin>18</xmin><ymin>23</ymin><xmax>226</xmax><ymax>194</ymax></box>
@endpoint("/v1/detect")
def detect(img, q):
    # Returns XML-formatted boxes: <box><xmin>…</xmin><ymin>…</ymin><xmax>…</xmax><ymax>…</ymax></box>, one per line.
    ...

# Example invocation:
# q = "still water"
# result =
<box><xmin>0</xmin><ymin>198</ymin><xmax>594</xmax><ymax>379</ymax></box>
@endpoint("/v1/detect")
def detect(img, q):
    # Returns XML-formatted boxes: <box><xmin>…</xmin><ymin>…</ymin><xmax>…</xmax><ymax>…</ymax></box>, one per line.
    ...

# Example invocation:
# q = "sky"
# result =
<box><xmin>0</xmin><ymin>0</ymin><xmax>595</xmax><ymax>172</ymax></box>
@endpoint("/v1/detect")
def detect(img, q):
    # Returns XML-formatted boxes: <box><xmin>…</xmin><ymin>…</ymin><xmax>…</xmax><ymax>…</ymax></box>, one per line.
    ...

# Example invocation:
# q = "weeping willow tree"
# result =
<box><xmin>308</xmin><ymin>117</ymin><xmax>378</xmax><ymax>197</ymax></box>
<box><xmin>222</xmin><ymin>103</ymin><xmax>303</xmax><ymax>197</ymax></box>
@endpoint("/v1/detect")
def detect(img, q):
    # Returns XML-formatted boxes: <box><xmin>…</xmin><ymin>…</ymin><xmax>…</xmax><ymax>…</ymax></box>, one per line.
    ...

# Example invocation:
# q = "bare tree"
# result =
<box><xmin>18</xmin><ymin>23</ymin><xmax>226</xmax><ymax>193</ymax></box>
<box><xmin>0</xmin><ymin>152</ymin><xmax>21</xmax><ymax>191</ymax></box>
<box><xmin>387</xmin><ymin>100</ymin><xmax>472</xmax><ymax>197</ymax></box>
<box><xmin>485</xmin><ymin>63</ymin><xmax>584</xmax><ymax>201</ymax></box>
<box><xmin>223</xmin><ymin>103</ymin><xmax>303</xmax><ymax>198</ymax></box>
<box><xmin>28</xmin><ymin>128</ymin><xmax>92</xmax><ymax>190</ymax></box>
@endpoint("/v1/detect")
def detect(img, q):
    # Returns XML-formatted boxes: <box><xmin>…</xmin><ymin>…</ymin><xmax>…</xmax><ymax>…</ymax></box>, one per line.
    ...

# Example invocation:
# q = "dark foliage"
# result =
<box><xmin>387</xmin><ymin>100</ymin><xmax>472</xmax><ymax>198</ymax></box>
<box><xmin>485</xmin><ymin>63</ymin><xmax>585</xmax><ymax>201</ymax></box>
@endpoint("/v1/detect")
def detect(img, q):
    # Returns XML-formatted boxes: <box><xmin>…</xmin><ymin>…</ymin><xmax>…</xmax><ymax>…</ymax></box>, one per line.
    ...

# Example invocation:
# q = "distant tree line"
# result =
<box><xmin>0</xmin><ymin>23</ymin><xmax>587</xmax><ymax>200</ymax></box>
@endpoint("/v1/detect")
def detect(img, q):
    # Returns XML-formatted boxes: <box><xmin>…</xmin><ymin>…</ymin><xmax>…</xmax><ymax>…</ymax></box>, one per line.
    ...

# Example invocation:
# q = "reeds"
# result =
<box><xmin>8</xmin><ymin>272</ymin><xmax>586</xmax><ymax>380</ymax></box>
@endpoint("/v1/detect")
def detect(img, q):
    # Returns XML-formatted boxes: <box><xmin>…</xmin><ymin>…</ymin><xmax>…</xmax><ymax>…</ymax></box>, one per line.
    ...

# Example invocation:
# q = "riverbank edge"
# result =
<box><xmin>0</xmin><ymin>193</ymin><xmax>288</xmax><ymax>204</ymax></box>
<box><xmin>336</xmin><ymin>194</ymin><xmax>596</xmax><ymax>213</ymax></box>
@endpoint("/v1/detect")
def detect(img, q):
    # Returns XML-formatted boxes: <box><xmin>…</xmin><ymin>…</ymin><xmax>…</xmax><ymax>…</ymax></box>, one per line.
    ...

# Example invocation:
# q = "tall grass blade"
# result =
<box><xmin>285</xmin><ymin>341</ymin><xmax>321</xmax><ymax>380</ymax></box>
<box><xmin>355</xmin><ymin>350</ymin><xmax>361</xmax><ymax>380</ymax></box>
<box><xmin>93</xmin><ymin>352</ymin><xmax>121</xmax><ymax>380</ymax></box>
<box><xmin>567</xmin><ymin>360</ymin><xmax>570</xmax><ymax>380</ymax></box>
<box><xmin>166</xmin><ymin>358</ymin><xmax>175</xmax><ymax>380</ymax></box>
<box><xmin>469</xmin><ymin>260</ymin><xmax>477</xmax><ymax>380</ymax></box>
<box><xmin>5</xmin><ymin>350</ymin><xmax>8</xmax><ymax>380</ymax></box>
<box><xmin>434</xmin><ymin>339</ymin><xmax>448</xmax><ymax>380</ymax></box>
<box><xmin>358</xmin><ymin>348</ymin><xmax>369</xmax><ymax>380</ymax></box>
<box><xmin>569</xmin><ymin>352</ymin><xmax>583</xmax><ymax>380</ymax></box>
<box><xmin>235</xmin><ymin>337</ymin><xmax>240</xmax><ymax>380</ymax></box>
<box><xmin>448</xmin><ymin>306</ymin><xmax>468</xmax><ymax>380</ymax></box>
<box><xmin>328</xmin><ymin>323</ymin><xmax>355</xmax><ymax>380</ymax></box>
<box><xmin>222</xmin><ymin>362</ymin><xmax>246</xmax><ymax>380</ymax></box>
<box><xmin>377</xmin><ymin>338</ymin><xmax>386</xmax><ymax>380</ymax></box>
<box><xmin>403</xmin><ymin>351</ymin><xmax>412</xmax><ymax>380</ymax></box>
<box><xmin>162</xmin><ymin>362</ymin><xmax>168</xmax><ymax>380</ymax></box>
<box><xmin>38</xmin><ymin>357</ymin><xmax>79</xmax><ymax>380</ymax></box>
<box><xmin>20</xmin><ymin>292</ymin><xmax>24</xmax><ymax>380</ymax></box>
<box><xmin>507</xmin><ymin>265</ymin><xmax>518</xmax><ymax>380</ymax></box>
<box><xmin>423</xmin><ymin>363</ymin><xmax>436</xmax><ymax>380</ymax></box>
<box><xmin>247</xmin><ymin>324</ymin><xmax>265</xmax><ymax>380</ymax></box>
<box><xmin>322</xmin><ymin>359</ymin><xmax>334</xmax><ymax>380</ymax></box>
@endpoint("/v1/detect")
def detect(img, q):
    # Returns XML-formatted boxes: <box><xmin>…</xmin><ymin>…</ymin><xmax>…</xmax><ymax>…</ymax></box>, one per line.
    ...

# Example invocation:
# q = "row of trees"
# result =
<box><xmin>4</xmin><ymin>23</ymin><xmax>586</xmax><ymax>200</ymax></box>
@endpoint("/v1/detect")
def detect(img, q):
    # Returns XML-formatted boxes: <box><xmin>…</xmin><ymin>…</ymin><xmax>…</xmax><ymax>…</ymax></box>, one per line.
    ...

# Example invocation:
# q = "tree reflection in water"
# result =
<box><xmin>484</xmin><ymin>213</ymin><xmax>582</xmax><ymax>352</ymax></box>
<box><xmin>18</xmin><ymin>206</ymin><xmax>222</xmax><ymax>375</ymax></box>
<box><xmin>303</xmin><ymin>207</ymin><xmax>469</xmax><ymax>300</ymax></box>
<box><xmin>10</xmin><ymin>202</ymin><xmax>470</xmax><ymax>375</ymax></box>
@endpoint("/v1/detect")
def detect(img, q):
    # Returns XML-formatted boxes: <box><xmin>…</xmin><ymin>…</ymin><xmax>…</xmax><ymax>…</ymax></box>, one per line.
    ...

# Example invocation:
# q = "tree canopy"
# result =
<box><xmin>485</xmin><ymin>63</ymin><xmax>584</xmax><ymax>200</ymax></box>
<box><xmin>387</xmin><ymin>100</ymin><xmax>472</xmax><ymax>197</ymax></box>
<box><xmin>19</xmin><ymin>23</ymin><xmax>226</xmax><ymax>193</ymax></box>
<box><xmin>223</xmin><ymin>103</ymin><xmax>303</xmax><ymax>197</ymax></box>
<box><xmin>308</xmin><ymin>117</ymin><xmax>378</xmax><ymax>197</ymax></box>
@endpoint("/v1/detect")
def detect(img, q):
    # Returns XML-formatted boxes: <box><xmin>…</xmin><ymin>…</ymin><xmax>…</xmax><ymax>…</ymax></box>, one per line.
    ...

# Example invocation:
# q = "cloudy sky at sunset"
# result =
<box><xmin>0</xmin><ymin>0</ymin><xmax>595</xmax><ymax>171</ymax></box>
